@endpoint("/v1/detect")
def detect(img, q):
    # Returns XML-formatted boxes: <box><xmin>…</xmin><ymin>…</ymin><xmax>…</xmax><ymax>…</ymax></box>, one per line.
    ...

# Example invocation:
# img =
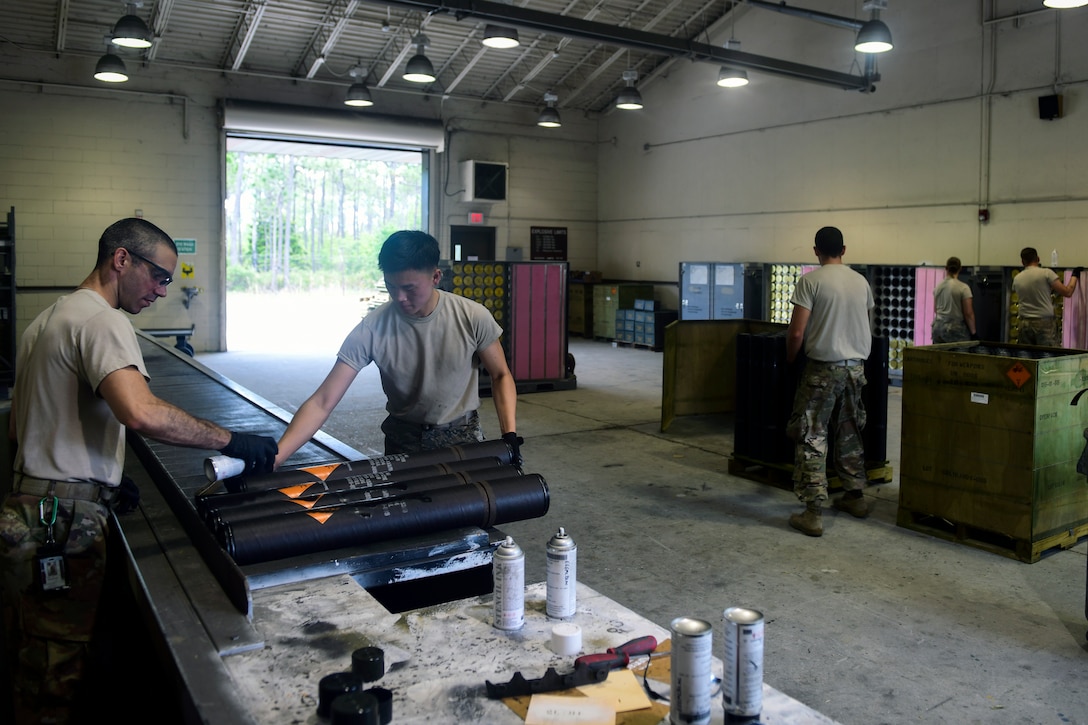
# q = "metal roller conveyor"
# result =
<box><xmin>204</xmin><ymin>463</ymin><xmax>526</xmax><ymax>532</ymax></box>
<box><xmin>221</xmin><ymin>474</ymin><xmax>551</xmax><ymax>566</ymax></box>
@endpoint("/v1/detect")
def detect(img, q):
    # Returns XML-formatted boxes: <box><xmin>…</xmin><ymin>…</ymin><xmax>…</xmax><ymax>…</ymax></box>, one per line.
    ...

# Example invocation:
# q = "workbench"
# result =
<box><xmin>116</xmin><ymin>333</ymin><xmax>838</xmax><ymax>724</ymax></box>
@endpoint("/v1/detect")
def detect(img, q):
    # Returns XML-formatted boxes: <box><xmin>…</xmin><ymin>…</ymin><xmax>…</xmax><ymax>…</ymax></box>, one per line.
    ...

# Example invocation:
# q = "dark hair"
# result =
<box><xmin>814</xmin><ymin>226</ymin><xmax>844</xmax><ymax>257</ymax></box>
<box><xmin>945</xmin><ymin>256</ymin><xmax>962</xmax><ymax>275</ymax></box>
<box><xmin>96</xmin><ymin>218</ymin><xmax>176</xmax><ymax>267</ymax></box>
<box><xmin>1020</xmin><ymin>247</ymin><xmax>1040</xmax><ymax>265</ymax></box>
<box><xmin>378</xmin><ymin>231</ymin><xmax>440</xmax><ymax>274</ymax></box>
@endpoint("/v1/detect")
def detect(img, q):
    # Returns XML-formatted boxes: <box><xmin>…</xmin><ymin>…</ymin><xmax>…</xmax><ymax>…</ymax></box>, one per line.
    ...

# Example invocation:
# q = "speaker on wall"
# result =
<box><xmin>461</xmin><ymin>160</ymin><xmax>508</xmax><ymax>202</ymax></box>
<box><xmin>1038</xmin><ymin>94</ymin><xmax>1063</xmax><ymax>120</ymax></box>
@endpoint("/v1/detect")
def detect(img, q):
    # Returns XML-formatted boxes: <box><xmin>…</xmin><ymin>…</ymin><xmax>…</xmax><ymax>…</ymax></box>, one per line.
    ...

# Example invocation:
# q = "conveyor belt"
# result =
<box><xmin>125</xmin><ymin>333</ymin><xmax>502</xmax><ymax>616</ymax></box>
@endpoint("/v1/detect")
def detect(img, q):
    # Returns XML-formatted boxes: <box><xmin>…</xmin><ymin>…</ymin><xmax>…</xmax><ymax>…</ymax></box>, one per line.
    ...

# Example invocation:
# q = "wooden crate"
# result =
<box><xmin>568</xmin><ymin>282</ymin><xmax>594</xmax><ymax>337</ymax></box>
<box><xmin>899</xmin><ymin>343</ymin><xmax>1088</xmax><ymax>562</ymax></box>
<box><xmin>592</xmin><ymin>283</ymin><xmax>653</xmax><ymax>339</ymax></box>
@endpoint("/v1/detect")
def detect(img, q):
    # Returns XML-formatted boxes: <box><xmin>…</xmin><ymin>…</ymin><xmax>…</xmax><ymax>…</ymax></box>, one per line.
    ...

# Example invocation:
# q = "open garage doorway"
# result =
<box><xmin>224</xmin><ymin>136</ymin><xmax>427</xmax><ymax>353</ymax></box>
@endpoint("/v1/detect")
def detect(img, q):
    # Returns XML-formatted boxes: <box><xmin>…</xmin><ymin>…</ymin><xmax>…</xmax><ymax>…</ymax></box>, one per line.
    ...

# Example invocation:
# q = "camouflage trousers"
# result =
<box><xmin>932</xmin><ymin>317</ymin><xmax>970</xmax><ymax>344</ymax></box>
<box><xmin>381</xmin><ymin>411</ymin><xmax>484</xmax><ymax>455</ymax></box>
<box><xmin>1018</xmin><ymin>317</ymin><xmax>1059</xmax><ymax>347</ymax></box>
<box><xmin>786</xmin><ymin>361</ymin><xmax>868</xmax><ymax>503</ymax></box>
<box><xmin>0</xmin><ymin>494</ymin><xmax>109</xmax><ymax>725</ymax></box>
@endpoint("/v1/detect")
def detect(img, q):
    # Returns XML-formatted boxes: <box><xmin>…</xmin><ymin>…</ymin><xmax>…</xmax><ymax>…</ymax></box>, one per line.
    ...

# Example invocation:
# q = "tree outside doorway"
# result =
<box><xmin>224</xmin><ymin>140</ymin><xmax>424</xmax><ymax>350</ymax></box>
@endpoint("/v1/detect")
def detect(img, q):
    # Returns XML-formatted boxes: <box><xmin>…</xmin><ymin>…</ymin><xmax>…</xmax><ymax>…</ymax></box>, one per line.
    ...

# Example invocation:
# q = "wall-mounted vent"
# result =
<box><xmin>461</xmin><ymin>160</ymin><xmax>508</xmax><ymax>202</ymax></box>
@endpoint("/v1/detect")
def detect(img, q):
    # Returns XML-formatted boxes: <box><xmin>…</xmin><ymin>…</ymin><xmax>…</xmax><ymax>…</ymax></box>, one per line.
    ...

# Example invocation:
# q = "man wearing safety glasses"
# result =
<box><xmin>0</xmin><ymin>217</ymin><xmax>278</xmax><ymax>724</ymax></box>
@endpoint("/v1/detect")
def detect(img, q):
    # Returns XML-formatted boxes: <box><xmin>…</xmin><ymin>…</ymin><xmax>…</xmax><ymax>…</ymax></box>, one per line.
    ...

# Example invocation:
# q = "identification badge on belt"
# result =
<box><xmin>37</xmin><ymin>495</ymin><xmax>71</xmax><ymax>592</ymax></box>
<box><xmin>36</xmin><ymin>543</ymin><xmax>70</xmax><ymax>592</ymax></box>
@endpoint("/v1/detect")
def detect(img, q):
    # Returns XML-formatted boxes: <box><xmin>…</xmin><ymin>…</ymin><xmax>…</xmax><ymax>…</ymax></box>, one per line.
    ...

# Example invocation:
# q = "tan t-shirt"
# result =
<box><xmin>791</xmin><ymin>264</ymin><xmax>874</xmax><ymax>362</ymax></box>
<box><xmin>337</xmin><ymin>290</ymin><xmax>503</xmax><ymax>425</ymax></box>
<box><xmin>1012</xmin><ymin>265</ymin><xmax>1058</xmax><ymax>319</ymax></box>
<box><xmin>13</xmin><ymin>289</ymin><xmax>148</xmax><ymax>485</ymax></box>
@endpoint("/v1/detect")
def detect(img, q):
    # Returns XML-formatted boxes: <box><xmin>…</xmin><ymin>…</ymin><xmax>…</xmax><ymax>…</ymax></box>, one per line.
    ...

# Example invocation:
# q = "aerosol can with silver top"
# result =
<box><xmin>545</xmin><ymin>527</ymin><xmax>577</xmax><ymax>619</ymax></box>
<box><xmin>492</xmin><ymin>536</ymin><xmax>525</xmax><ymax>630</ymax></box>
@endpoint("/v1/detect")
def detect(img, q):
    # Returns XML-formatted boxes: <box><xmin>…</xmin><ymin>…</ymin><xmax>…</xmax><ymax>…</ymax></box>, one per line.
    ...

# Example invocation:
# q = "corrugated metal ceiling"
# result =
<box><xmin>0</xmin><ymin>0</ymin><xmax>880</xmax><ymax>114</ymax></box>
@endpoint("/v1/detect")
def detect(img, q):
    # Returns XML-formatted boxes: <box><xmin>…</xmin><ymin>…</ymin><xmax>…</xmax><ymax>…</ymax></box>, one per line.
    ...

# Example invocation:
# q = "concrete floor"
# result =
<box><xmin>197</xmin><ymin>337</ymin><xmax>1088</xmax><ymax>725</ymax></box>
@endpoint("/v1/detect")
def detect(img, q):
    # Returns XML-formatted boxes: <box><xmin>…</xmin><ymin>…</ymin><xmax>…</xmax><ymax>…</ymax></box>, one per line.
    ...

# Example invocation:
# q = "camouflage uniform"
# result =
<box><xmin>381</xmin><ymin>411</ymin><xmax>484</xmax><ymax>454</ymax></box>
<box><xmin>931</xmin><ymin>317</ymin><xmax>970</xmax><ymax>344</ymax></box>
<box><xmin>787</xmin><ymin>361</ymin><xmax>868</xmax><ymax>503</ymax></box>
<box><xmin>1018</xmin><ymin>317</ymin><xmax>1059</xmax><ymax>347</ymax></box>
<box><xmin>0</xmin><ymin>494</ymin><xmax>109</xmax><ymax>725</ymax></box>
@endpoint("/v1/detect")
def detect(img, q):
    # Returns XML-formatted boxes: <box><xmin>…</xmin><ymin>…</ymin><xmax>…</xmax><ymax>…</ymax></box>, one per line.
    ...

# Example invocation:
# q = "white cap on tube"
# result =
<box><xmin>204</xmin><ymin>455</ymin><xmax>245</xmax><ymax>482</ymax></box>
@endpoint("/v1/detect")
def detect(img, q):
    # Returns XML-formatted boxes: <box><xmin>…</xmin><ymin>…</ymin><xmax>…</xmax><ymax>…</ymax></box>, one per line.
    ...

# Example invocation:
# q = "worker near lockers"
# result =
<box><xmin>1012</xmin><ymin>247</ymin><xmax>1079</xmax><ymax>347</ymax></box>
<box><xmin>784</xmin><ymin>226</ymin><xmax>875</xmax><ymax>537</ymax></box>
<box><xmin>274</xmin><ymin>230</ymin><xmax>520</xmax><ymax>465</ymax></box>
<box><xmin>931</xmin><ymin>256</ymin><xmax>977</xmax><ymax>343</ymax></box>
<box><xmin>0</xmin><ymin>218</ymin><xmax>278</xmax><ymax>724</ymax></box>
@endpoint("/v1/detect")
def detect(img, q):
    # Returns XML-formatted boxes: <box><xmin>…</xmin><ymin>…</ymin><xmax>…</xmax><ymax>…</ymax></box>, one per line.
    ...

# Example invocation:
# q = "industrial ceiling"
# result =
<box><xmin>0</xmin><ymin>0</ymin><xmax>888</xmax><ymax>116</ymax></box>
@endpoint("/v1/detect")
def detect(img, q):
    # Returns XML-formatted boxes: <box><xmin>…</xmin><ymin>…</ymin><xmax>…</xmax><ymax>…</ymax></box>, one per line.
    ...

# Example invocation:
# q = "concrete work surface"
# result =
<box><xmin>197</xmin><ymin>337</ymin><xmax>1088</xmax><ymax>725</ymax></box>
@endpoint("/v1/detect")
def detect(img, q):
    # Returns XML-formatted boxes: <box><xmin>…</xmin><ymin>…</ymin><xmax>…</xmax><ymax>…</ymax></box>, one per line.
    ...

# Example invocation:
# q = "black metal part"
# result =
<box><xmin>366</xmin><ymin>0</ymin><xmax>875</xmax><ymax>91</ymax></box>
<box><xmin>124</xmin><ymin>333</ymin><xmax>517</xmax><ymax>613</ymax></box>
<box><xmin>220</xmin><ymin>475</ymin><xmax>550</xmax><ymax>566</ymax></box>
<box><xmin>485</xmin><ymin>662</ymin><xmax>611</xmax><ymax>699</ymax></box>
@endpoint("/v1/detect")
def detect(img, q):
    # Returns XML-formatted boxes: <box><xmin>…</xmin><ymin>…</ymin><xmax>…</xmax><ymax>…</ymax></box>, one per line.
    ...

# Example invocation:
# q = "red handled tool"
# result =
<box><xmin>574</xmin><ymin>635</ymin><xmax>658</xmax><ymax>672</ymax></box>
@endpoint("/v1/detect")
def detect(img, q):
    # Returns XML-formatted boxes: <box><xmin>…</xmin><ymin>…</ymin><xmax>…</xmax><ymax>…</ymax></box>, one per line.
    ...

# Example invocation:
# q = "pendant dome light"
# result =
<box><xmin>110</xmin><ymin>4</ymin><xmax>153</xmax><ymax>49</ymax></box>
<box><xmin>854</xmin><ymin>2</ymin><xmax>893</xmax><ymax>53</ymax></box>
<box><xmin>344</xmin><ymin>66</ymin><xmax>374</xmax><ymax>107</ymax></box>
<box><xmin>482</xmin><ymin>25</ymin><xmax>520</xmax><ymax>49</ymax></box>
<box><xmin>537</xmin><ymin>92</ymin><xmax>561</xmax><ymax>128</ymax></box>
<box><xmin>1043</xmin><ymin>0</ymin><xmax>1088</xmax><ymax>7</ymax></box>
<box><xmin>403</xmin><ymin>34</ymin><xmax>436</xmax><ymax>83</ymax></box>
<box><xmin>615</xmin><ymin>70</ymin><xmax>643</xmax><ymax>110</ymax></box>
<box><xmin>94</xmin><ymin>52</ymin><xmax>129</xmax><ymax>83</ymax></box>
<box><xmin>717</xmin><ymin>38</ymin><xmax>749</xmax><ymax>88</ymax></box>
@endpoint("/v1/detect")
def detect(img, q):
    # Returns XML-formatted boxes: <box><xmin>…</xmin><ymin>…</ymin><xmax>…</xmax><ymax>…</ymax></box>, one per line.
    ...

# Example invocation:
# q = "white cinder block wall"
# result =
<box><xmin>596</xmin><ymin>0</ymin><xmax>1088</xmax><ymax>290</ymax></box>
<box><xmin>3</xmin><ymin>0</ymin><xmax>1087</xmax><ymax>348</ymax></box>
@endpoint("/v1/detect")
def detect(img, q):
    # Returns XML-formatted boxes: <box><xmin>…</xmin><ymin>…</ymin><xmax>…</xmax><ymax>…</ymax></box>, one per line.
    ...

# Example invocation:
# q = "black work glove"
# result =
<box><xmin>112</xmin><ymin>475</ymin><xmax>140</xmax><ymax>515</ymax></box>
<box><xmin>502</xmin><ymin>432</ymin><xmax>524</xmax><ymax>468</ymax></box>
<box><xmin>220</xmin><ymin>432</ymin><xmax>278</xmax><ymax>475</ymax></box>
<box><xmin>969</xmin><ymin>332</ymin><xmax>980</xmax><ymax>341</ymax></box>
<box><xmin>1072</xmin><ymin>267</ymin><xmax>1084</xmax><ymax>278</ymax></box>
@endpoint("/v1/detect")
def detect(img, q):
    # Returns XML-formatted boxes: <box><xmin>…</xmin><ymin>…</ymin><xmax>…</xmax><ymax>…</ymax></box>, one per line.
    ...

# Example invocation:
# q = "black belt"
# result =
<box><xmin>12</xmin><ymin>475</ymin><xmax>117</xmax><ymax>504</ymax></box>
<box><xmin>419</xmin><ymin>411</ymin><xmax>477</xmax><ymax>431</ymax></box>
<box><xmin>813</xmin><ymin>359</ymin><xmax>864</xmax><ymax>367</ymax></box>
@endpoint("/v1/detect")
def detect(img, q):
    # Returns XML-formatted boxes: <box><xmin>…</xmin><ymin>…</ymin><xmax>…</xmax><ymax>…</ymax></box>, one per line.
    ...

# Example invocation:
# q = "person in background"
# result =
<box><xmin>1012</xmin><ymin>247</ymin><xmax>1079</xmax><ymax>347</ymax></box>
<box><xmin>274</xmin><ymin>230</ymin><xmax>520</xmax><ymax>465</ymax></box>
<box><xmin>0</xmin><ymin>218</ymin><xmax>277</xmax><ymax>725</ymax></box>
<box><xmin>785</xmin><ymin>226</ymin><xmax>875</xmax><ymax>537</ymax></box>
<box><xmin>931</xmin><ymin>256</ymin><xmax>977</xmax><ymax>343</ymax></box>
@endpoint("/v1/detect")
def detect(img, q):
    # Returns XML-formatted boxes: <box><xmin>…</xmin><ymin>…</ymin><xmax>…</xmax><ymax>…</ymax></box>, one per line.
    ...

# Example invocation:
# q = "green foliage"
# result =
<box><xmin>224</xmin><ymin>149</ymin><xmax>424</xmax><ymax>293</ymax></box>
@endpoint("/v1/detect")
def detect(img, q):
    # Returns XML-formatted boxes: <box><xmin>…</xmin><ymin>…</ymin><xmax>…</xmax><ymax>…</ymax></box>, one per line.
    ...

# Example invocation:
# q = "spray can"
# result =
<box><xmin>492</xmin><ymin>536</ymin><xmax>525</xmax><ymax>631</ymax></box>
<box><xmin>669</xmin><ymin>616</ymin><xmax>713</xmax><ymax>725</ymax></box>
<box><xmin>546</xmin><ymin>527</ymin><xmax>577</xmax><ymax>619</ymax></box>
<box><xmin>722</xmin><ymin>607</ymin><xmax>764</xmax><ymax>722</ymax></box>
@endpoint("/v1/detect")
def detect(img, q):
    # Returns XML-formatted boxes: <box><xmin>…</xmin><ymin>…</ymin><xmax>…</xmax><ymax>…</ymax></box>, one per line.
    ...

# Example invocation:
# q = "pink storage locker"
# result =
<box><xmin>1062</xmin><ymin>270</ymin><xmax>1087</xmax><ymax>349</ymax></box>
<box><xmin>510</xmin><ymin>262</ymin><xmax>569</xmax><ymax>385</ymax></box>
<box><xmin>914</xmin><ymin>267</ymin><xmax>944</xmax><ymax>346</ymax></box>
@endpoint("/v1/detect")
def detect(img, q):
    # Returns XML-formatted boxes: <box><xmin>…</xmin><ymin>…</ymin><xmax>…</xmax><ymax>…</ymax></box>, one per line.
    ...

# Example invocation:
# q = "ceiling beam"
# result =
<box><xmin>359</xmin><ymin>0</ymin><xmax>875</xmax><ymax>91</ymax></box>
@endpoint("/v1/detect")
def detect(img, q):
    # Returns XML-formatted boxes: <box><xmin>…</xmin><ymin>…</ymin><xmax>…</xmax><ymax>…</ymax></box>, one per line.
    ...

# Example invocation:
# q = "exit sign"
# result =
<box><xmin>174</xmin><ymin>238</ymin><xmax>197</xmax><ymax>254</ymax></box>
<box><xmin>468</xmin><ymin>211</ymin><xmax>486</xmax><ymax>225</ymax></box>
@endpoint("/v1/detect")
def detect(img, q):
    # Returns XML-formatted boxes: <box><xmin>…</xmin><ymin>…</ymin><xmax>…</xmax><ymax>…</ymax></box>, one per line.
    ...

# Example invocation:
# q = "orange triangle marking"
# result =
<box><xmin>288</xmin><ymin>498</ymin><xmax>320</xmax><ymax>510</ymax></box>
<box><xmin>307</xmin><ymin>511</ymin><xmax>335</xmax><ymax>524</ymax></box>
<box><xmin>301</xmin><ymin>464</ymin><xmax>342</xmax><ymax>481</ymax></box>
<box><xmin>278</xmin><ymin>484</ymin><xmax>315</xmax><ymax>499</ymax></box>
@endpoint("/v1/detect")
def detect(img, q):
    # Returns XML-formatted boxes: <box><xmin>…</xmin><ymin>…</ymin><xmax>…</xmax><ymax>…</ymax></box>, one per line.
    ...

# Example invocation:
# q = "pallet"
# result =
<box><xmin>728</xmin><ymin>454</ymin><xmax>892</xmax><ymax>493</ymax></box>
<box><xmin>612</xmin><ymin>340</ymin><xmax>663</xmax><ymax>352</ymax></box>
<box><xmin>896</xmin><ymin>508</ymin><xmax>1088</xmax><ymax>564</ymax></box>
<box><xmin>480</xmin><ymin>375</ymin><xmax>578</xmax><ymax>397</ymax></box>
